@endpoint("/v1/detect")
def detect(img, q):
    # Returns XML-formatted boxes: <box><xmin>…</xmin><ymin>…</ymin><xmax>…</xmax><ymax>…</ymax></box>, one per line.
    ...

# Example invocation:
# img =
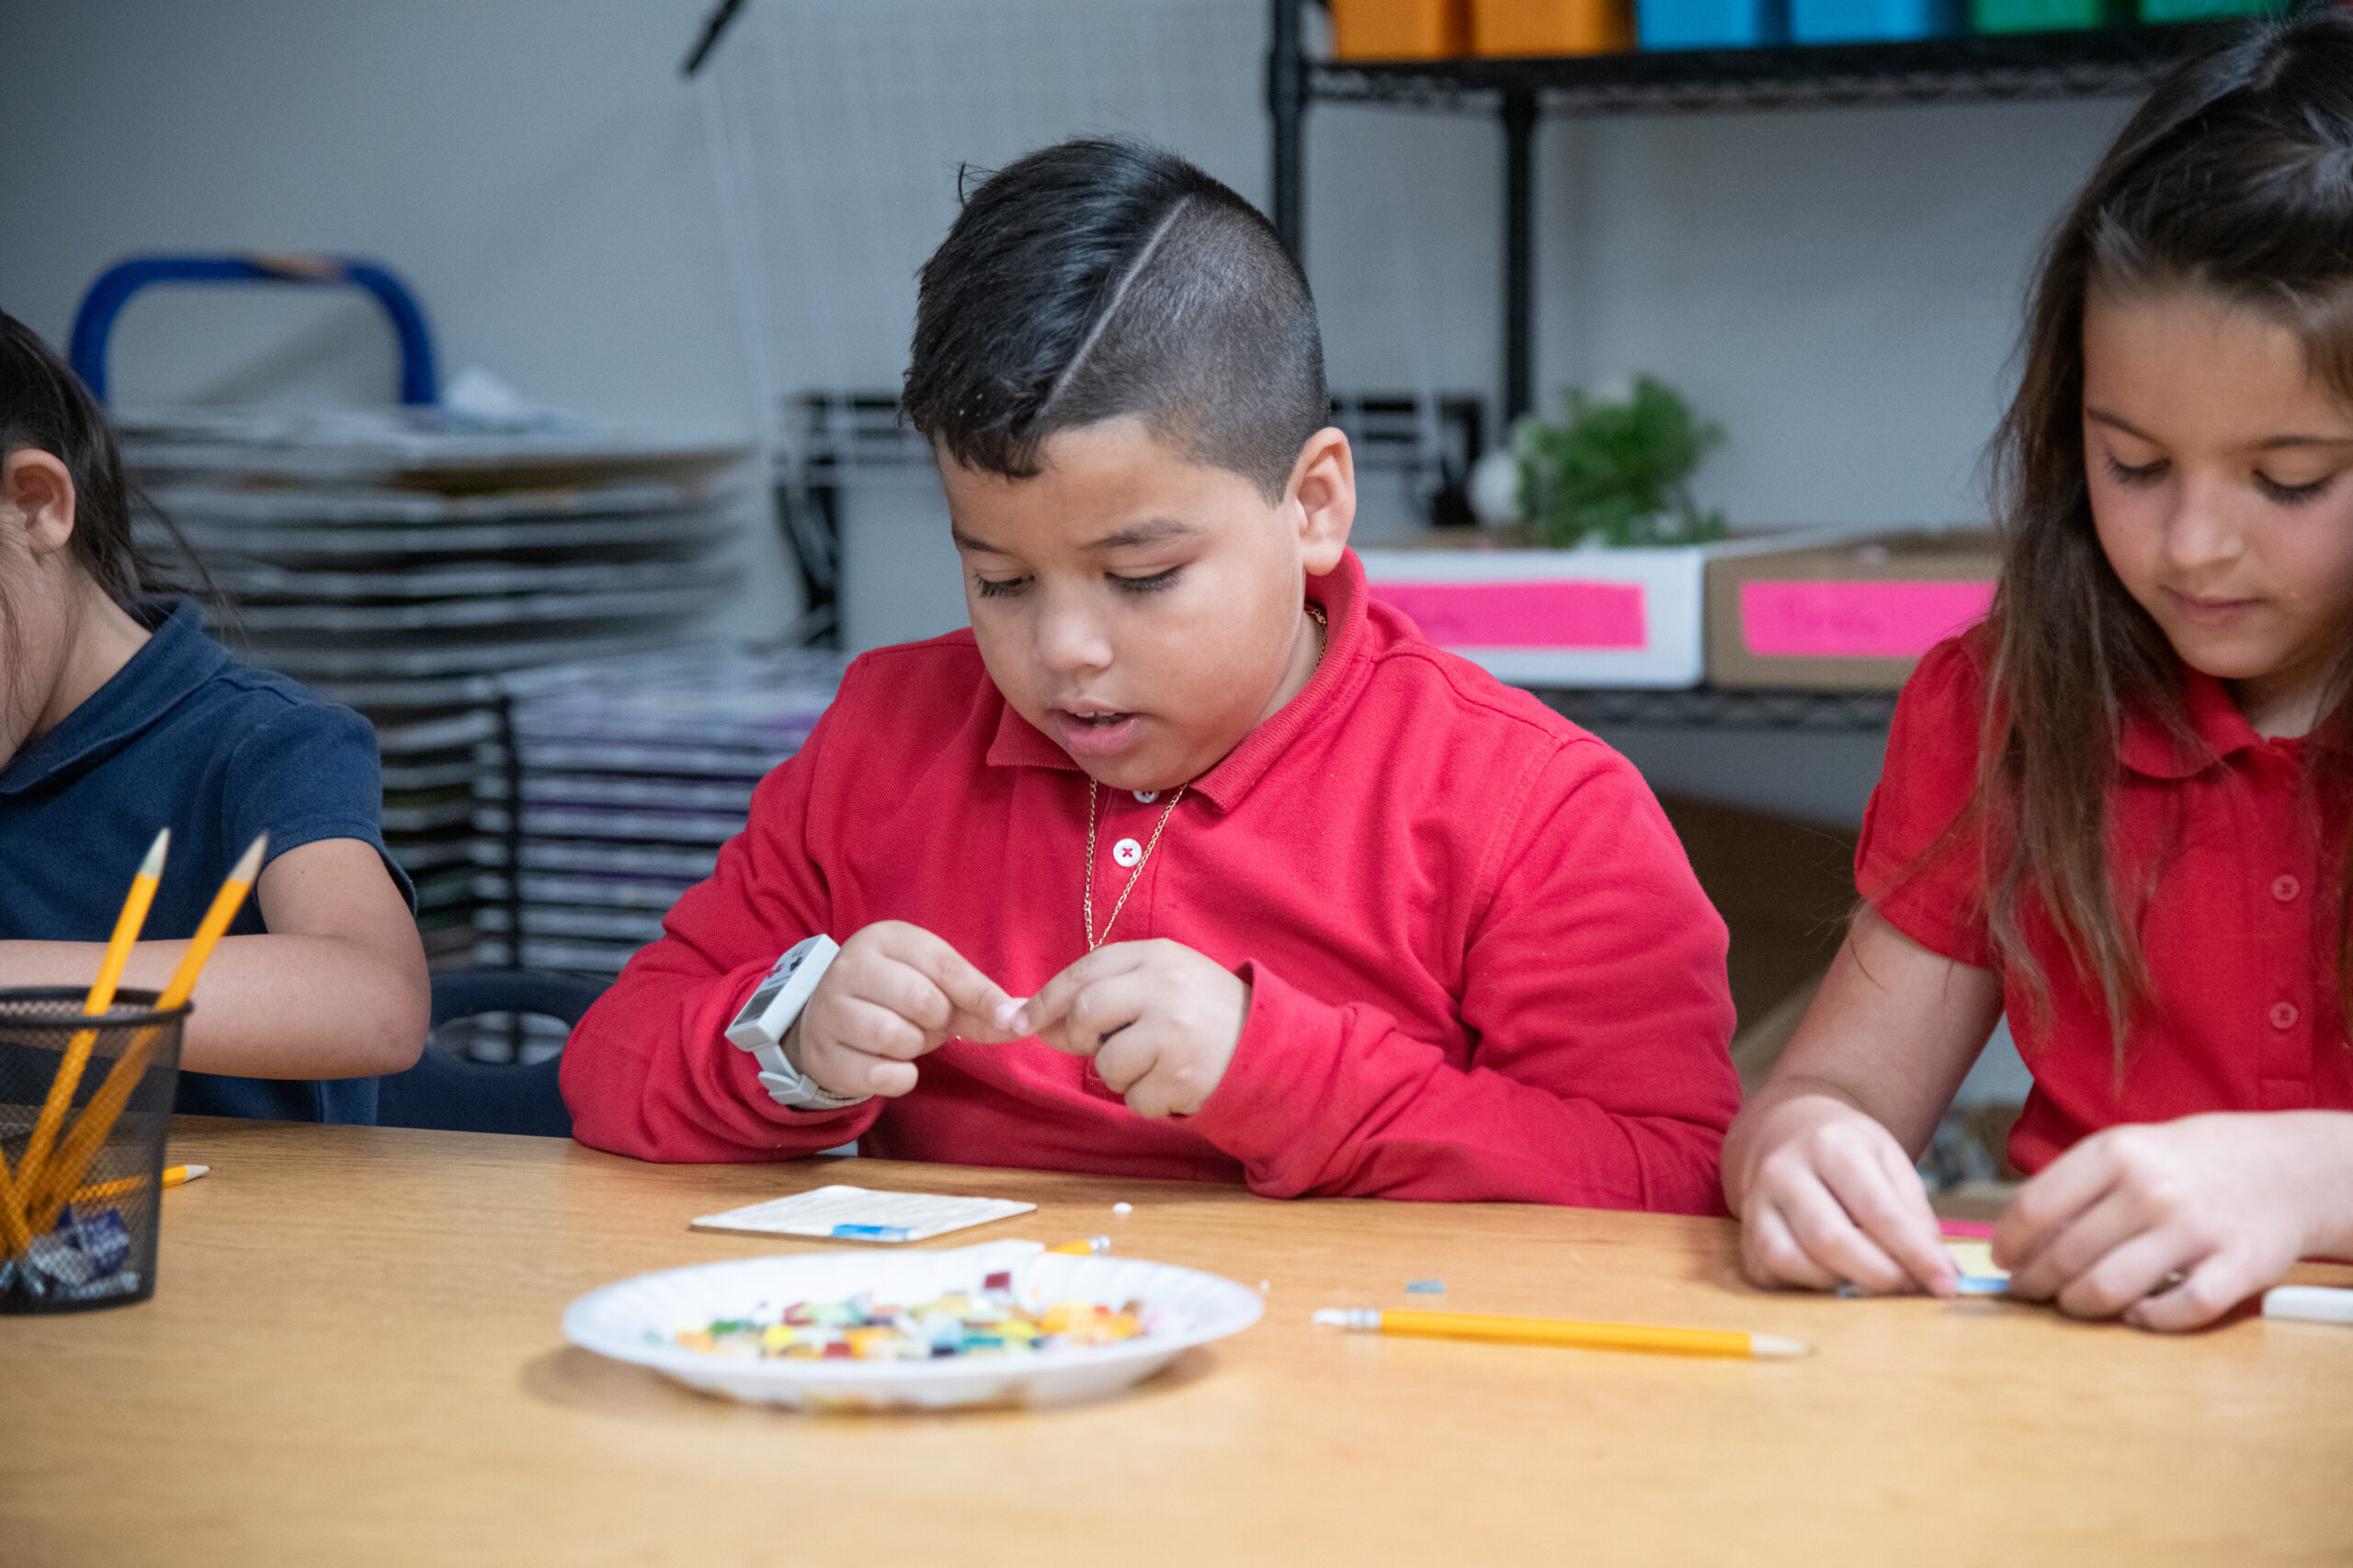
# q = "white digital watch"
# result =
<box><xmin>724</xmin><ymin>934</ymin><xmax>863</xmax><ymax>1110</ymax></box>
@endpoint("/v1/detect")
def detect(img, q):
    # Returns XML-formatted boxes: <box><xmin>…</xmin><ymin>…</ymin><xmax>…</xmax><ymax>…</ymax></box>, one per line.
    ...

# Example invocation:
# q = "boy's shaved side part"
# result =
<box><xmin>903</xmin><ymin>140</ymin><xmax>1325</xmax><ymax>503</ymax></box>
<box><xmin>1037</xmin><ymin>196</ymin><xmax>1192</xmax><ymax>426</ymax></box>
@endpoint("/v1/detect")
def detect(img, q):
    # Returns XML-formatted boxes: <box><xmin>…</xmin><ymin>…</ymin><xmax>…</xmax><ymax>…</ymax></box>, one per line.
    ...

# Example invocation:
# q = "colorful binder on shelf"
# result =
<box><xmin>1971</xmin><ymin>0</ymin><xmax>2127</xmax><ymax>30</ymax></box>
<box><xmin>1332</xmin><ymin>0</ymin><xmax>1472</xmax><ymax>58</ymax></box>
<box><xmin>1638</xmin><ymin>0</ymin><xmax>1790</xmax><ymax>48</ymax></box>
<box><xmin>1472</xmin><ymin>0</ymin><xmax>1637</xmax><ymax>54</ymax></box>
<box><xmin>2137</xmin><ymin>0</ymin><xmax>2286</xmax><ymax>20</ymax></box>
<box><xmin>1789</xmin><ymin>0</ymin><xmax>1962</xmax><ymax>41</ymax></box>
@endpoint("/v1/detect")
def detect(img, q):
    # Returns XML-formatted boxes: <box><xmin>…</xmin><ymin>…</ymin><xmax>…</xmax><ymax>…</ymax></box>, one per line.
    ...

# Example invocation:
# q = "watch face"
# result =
<box><xmin>736</xmin><ymin>973</ymin><xmax>792</xmax><ymax>1026</ymax></box>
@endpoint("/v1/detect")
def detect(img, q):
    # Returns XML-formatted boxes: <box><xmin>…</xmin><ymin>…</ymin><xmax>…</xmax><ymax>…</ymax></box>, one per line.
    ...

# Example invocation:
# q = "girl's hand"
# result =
<box><xmin>1995</xmin><ymin>1112</ymin><xmax>2353</xmax><ymax>1332</ymax></box>
<box><xmin>1012</xmin><ymin>939</ymin><xmax>1249</xmax><ymax>1119</ymax></box>
<box><xmin>1735</xmin><ymin>1092</ymin><xmax>1959</xmax><ymax>1297</ymax></box>
<box><xmin>784</xmin><ymin>922</ymin><xmax>1021</xmax><ymax>1100</ymax></box>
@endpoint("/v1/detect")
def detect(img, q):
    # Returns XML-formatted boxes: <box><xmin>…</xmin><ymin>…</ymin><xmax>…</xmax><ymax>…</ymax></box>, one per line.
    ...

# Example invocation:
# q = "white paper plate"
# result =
<box><xmin>563</xmin><ymin>1240</ymin><xmax>1263</xmax><ymax>1411</ymax></box>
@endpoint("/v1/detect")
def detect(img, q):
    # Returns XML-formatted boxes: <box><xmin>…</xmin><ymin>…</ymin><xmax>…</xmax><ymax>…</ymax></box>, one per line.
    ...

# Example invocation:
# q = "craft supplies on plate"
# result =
<box><xmin>564</xmin><ymin>1240</ymin><xmax>1264</xmax><ymax>1410</ymax></box>
<box><xmin>689</xmin><ymin>1184</ymin><xmax>1036</xmax><ymax>1244</ymax></box>
<box><xmin>670</xmin><ymin>1277</ymin><xmax>1145</xmax><ymax>1362</ymax></box>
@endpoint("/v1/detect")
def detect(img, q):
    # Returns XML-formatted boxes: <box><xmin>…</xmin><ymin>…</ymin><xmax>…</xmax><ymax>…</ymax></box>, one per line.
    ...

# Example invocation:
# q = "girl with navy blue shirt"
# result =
<box><xmin>0</xmin><ymin>312</ymin><xmax>426</xmax><ymax>1121</ymax></box>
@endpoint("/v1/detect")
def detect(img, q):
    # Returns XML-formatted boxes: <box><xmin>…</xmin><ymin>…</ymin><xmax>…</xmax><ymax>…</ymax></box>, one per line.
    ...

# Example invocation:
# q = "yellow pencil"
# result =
<box><xmin>0</xmin><ymin>829</ymin><xmax>170</xmax><ymax>1261</ymax></box>
<box><xmin>1049</xmin><ymin>1236</ymin><xmax>1111</xmax><ymax>1256</ymax></box>
<box><xmin>1312</xmin><ymin>1307</ymin><xmax>1811</xmax><ymax>1359</ymax></box>
<box><xmin>65</xmin><ymin>1164</ymin><xmax>210</xmax><ymax>1208</ymax></box>
<box><xmin>29</xmin><ymin>837</ymin><xmax>265</xmax><ymax>1232</ymax></box>
<box><xmin>15</xmin><ymin>830</ymin><xmax>170</xmax><ymax>1186</ymax></box>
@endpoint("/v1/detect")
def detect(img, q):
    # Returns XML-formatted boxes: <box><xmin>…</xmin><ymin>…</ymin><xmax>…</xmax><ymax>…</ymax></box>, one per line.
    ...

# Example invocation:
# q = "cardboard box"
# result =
<box><xmin>1359</xmin><ymin>542</ymin><xmax>1707</xmax><ymax>687</ymax></box>
<box><xmin>1360</xmin><ymin>532</ymin><xmax>1847</xmax><ymax>687</ymax></box>
<box><xmin>1705</xmin><ymin>528</ymin><xmax>1998</xmax><ymax>690</ymax></box>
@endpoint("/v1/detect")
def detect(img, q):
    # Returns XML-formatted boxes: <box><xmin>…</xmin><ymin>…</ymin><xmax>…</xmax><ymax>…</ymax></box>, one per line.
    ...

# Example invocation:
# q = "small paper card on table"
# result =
<box><xmin>1943</xmin><ymin>1239</ymin><xmax>2011</xmax><ymax>1295</ymax></box>
<box><xmin>690</xmin><ymin>1184</ymin><xmax>1035</xmax><ymax>1244</ymax></box>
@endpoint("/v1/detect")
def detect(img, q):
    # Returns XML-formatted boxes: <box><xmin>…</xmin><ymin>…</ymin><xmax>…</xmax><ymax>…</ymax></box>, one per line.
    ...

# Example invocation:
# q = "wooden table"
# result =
<box><xmin>5</xmin><ymin>1119</ymin><xmax>2351</xmax><ymax>1568</ymax></box>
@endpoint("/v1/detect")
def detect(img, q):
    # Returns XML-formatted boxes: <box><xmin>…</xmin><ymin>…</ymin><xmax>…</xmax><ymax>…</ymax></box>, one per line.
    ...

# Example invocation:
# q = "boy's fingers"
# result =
<box><xmin>824</xmin><ymin>998</ymin><xmax>929</xmax><ymax>1061</ymax></box>
<box><xmin>887</xmin><ymin>926</ymin><xmax>1020</xmax><ymax>1038</ymax></box>
<box><xmin>1066</xmin><ymin>973</ymin><xmax>1155</xmax><ymax>1060</ymax></box>
<box><xmin>1092</xmin><ymin>1017</ymin><xmax>1165</xmax><ymax>1094</ymax></box>
<box><xmin>838</xmin><ymin>1051</ymin><xmax>917</xmax><ymax>1098</ymax></box>
<box><xmin>848</xmin><ymin>960</ymin><xmax>955</xmax><ymax>1036</ymax></box>
<box><xmin>1013</xmin><ymin>947</ymin><xmax>1144</xmax><ymax>1040</ymax></box>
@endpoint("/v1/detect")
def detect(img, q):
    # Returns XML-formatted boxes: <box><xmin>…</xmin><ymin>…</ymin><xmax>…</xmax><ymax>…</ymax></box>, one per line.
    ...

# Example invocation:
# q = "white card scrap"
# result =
<box><xmin>690</xmin><ymin>1184</ymin><xmax>1035</xmax><ymax>1244</ymax></box>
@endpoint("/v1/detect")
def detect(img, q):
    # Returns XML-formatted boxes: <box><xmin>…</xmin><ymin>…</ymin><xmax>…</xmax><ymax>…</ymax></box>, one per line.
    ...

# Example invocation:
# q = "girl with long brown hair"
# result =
<box><xmin>1725</xmin><ymin>7</ymin><xmax>2353</xmax><ymax>1331</ymax></box>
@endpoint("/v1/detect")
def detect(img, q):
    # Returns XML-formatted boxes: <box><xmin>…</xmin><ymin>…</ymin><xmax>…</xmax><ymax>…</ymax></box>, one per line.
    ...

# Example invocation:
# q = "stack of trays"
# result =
<box><xmin>471</xmin><ymin>643</ymin><xmax>849</xmax><ymax>985</ymax></box>
<box><xmin>119</xmin><ymin>406</ymin><xmax>752</xmax><ymax>956</ymax></box>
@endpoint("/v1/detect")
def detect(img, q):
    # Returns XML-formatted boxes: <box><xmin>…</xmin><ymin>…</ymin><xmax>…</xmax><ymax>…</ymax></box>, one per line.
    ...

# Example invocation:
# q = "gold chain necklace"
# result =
<box><xmin>1076</xmin><ymin>602</ymin><xmax>1325</xmax><ymax>952</ymax></box>
<box><xmin>1085</xmin><ymin>782</ymin><xmax>1186</xmax><ymax>951</ymax></box>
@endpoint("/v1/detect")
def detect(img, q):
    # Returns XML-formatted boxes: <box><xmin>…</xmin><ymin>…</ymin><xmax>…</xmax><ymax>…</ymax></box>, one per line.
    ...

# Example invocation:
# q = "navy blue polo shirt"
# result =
<box><xmin>0</xmin><ymin>598</ymin><xmax>414</xmax><ymax>1123</ymax></box>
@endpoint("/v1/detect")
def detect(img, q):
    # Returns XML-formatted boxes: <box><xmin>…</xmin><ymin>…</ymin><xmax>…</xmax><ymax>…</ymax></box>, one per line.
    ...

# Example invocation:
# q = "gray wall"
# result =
<box><xmin>0</xmin><ymin>0</ymin><xmax>2132</xmax><ymax>822</ymax></box>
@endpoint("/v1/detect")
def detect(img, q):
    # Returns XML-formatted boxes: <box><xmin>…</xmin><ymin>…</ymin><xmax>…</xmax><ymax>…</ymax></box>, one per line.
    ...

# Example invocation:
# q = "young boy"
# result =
<box><xmin>563</xmin><ymin>140</ymin><xmax>1739</xmax><ymax>1210</ymax></box>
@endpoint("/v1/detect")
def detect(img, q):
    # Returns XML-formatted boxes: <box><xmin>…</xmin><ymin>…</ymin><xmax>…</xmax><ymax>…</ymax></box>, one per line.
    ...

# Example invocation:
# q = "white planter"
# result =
<box><xmin>1358</xmin><ymin>531</ymin><xmax>1859</xmax><ymax>689</ymax></box>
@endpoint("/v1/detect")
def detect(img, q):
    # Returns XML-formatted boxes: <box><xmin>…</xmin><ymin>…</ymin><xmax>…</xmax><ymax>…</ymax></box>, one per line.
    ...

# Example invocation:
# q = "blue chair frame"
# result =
<box><xmin>68</xmin><ymin>253</ymin><xmax>438</xmax><ymax>405</ymax></box>
<box><xmin>375</xmin><ymin>969</ymin><xmax>609</xmax><ymax>1139</ymax></box>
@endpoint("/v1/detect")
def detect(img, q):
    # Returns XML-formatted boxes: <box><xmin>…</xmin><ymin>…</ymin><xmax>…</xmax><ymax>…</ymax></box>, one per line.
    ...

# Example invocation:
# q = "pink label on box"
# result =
<box><xmin>1740</xmin><ymin>579</ymin><xmax>1995</xmax><ymax>659</ymax></box>
<box><xmin>1369</xmin><ymin>578</ymin><xmax>1649</xmax><ymax>650</ymax></box>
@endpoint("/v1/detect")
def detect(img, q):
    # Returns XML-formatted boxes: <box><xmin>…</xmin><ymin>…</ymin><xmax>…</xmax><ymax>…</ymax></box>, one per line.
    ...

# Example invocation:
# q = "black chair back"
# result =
<box><xmin>375</xmin><ymin>969</ymin><xmax>609</xmax><ymax>1138</ymax></box>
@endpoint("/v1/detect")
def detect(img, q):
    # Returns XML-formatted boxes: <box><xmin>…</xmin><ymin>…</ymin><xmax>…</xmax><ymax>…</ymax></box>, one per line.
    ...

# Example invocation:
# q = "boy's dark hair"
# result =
<box><xmin>903</xmin><ymin>139</ymin><xmax>1327</xmax><ymax>503</ymax></box>
<box><xmin>0</xmin><ymin>311</ymin><xmax>187</xmax><ymax>609</ymax></box>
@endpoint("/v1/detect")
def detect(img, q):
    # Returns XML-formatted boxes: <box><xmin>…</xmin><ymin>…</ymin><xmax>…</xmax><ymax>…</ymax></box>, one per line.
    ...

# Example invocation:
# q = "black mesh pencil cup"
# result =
<box><xmin>0</xmin><ymin>988</ymin><xmax>186</xmax><ymax>1312</ymax></box>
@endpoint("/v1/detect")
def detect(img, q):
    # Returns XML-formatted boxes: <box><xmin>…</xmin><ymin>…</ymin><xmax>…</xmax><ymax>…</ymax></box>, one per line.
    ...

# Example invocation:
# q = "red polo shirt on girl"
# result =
<box><xmin>1860</xmin><ymin>631</ymin><xmax>2353</xmax><ymax>1175</ymax></box>
<box><xmin>563</xmin><ymin>551</ymin><xmax>1740</xmax><ymax>1210</ymax></box>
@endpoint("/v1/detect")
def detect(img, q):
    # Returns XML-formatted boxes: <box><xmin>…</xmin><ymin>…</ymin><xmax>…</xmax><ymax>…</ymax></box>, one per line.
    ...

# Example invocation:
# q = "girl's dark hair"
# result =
<box><xmin>902</xmin><ymin>138</ymin><xmax>1327</xmax><ymax>504</ymax></box>
<box><xmin>1980</xmin><ymin>6</ymin><xmax>2353</xmax><ymax>1040</ymax></box>
<box><xmin>0</xmin><ymin>311</ymin><xmax>188</xmax><ymax>608</ymax></box>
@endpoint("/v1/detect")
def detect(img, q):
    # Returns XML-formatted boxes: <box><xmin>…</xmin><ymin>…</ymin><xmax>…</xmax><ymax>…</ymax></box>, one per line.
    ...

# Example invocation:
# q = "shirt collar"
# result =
<box><xmin>0</xmin><ymin>598</ymin><xmax>226</xmax><ymax>795</ymax></box>
<box><xmin>982</xmin><ymin>551</ymin><xmax>1372</xmax><ymax>812</ymax></box>
<box><xmin>2118</xmin><ymin>662</ymin><xmax>2268</xmax><ymax>780</ymax></box>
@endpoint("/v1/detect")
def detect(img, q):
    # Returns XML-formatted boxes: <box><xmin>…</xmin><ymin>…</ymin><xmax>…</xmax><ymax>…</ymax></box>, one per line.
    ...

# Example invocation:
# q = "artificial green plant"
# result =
<box><xmin>1513</xmin><ymin>375</ymin><xmax>1726</xmax><ymax>548</ymax></box>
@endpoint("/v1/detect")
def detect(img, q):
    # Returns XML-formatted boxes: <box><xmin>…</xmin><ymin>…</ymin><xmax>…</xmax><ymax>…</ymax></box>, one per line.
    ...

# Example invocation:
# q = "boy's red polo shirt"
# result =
<box><xmin>563</xmin><ymin>551</ymin><xmax>1740</xmax><ymax>1211</ymax></box>
<box><xmin>1860</xmin><ymin>632</ymin><xmax>2353</xmax><ymax>1175</ymax></box>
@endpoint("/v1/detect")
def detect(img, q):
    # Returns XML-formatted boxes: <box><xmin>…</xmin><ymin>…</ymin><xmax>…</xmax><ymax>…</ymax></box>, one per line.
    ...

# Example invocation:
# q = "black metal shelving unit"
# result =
<box><xmin>1535</xmin><ymin>685</ymin><xmax>1900</xmax><ymax>731</ymax></box>
<box><xmin>1266</xmin><ymin>9</ymin><xmax>2224</xmax><ymax>425</ymax></box>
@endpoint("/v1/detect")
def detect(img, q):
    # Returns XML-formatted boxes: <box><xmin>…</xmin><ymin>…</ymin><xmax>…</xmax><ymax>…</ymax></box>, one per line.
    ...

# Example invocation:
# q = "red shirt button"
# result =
<box><xmin>2272</xmin><ymin>874</ymin><xmax>2301</xmax><ymax>903</ymax></box>
<box><xmin>2270</xmin><ymin>1001</ymin><xmax>2300</xmax><ymax>1031</ymax></box>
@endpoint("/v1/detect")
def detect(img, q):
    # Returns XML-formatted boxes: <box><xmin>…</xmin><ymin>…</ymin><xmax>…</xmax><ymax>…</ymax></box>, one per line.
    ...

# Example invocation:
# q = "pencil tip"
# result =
<box><xmin>140</xmin><ymin>827</ymin><xmax>171</xmax><ymax>877</ymax></box>
<box><xmin>1752</xmin><ymin>1335</ymin><xmax>1813</xmax><ymax>1358</ymax></box>
<box><xmin>230</xmin><ymin>834</ymin><xmax>268</xmax><ymax>881</ymax></box>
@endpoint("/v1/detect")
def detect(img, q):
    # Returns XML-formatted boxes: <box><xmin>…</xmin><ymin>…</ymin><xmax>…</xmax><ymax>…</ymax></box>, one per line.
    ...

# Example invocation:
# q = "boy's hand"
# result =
<box><xmin>1995</xmin><ymin>1112</ymin><xmax>2351</xmax><ymax>1333</ymax></box>
<box><xmin>1012</xmin><ymin>939</ymin><xmax>1249</xmax><ymax>1119</ymax></box>
<box><xmin>783</xmin><ymin>922</ymin><xmax>1020</xmax><ymax>1100</ymax></box>
<box><xmin>1735</xmin><ymin>1092</ymin><xmax>1957</xmax><ymax>1298</ymax></box>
